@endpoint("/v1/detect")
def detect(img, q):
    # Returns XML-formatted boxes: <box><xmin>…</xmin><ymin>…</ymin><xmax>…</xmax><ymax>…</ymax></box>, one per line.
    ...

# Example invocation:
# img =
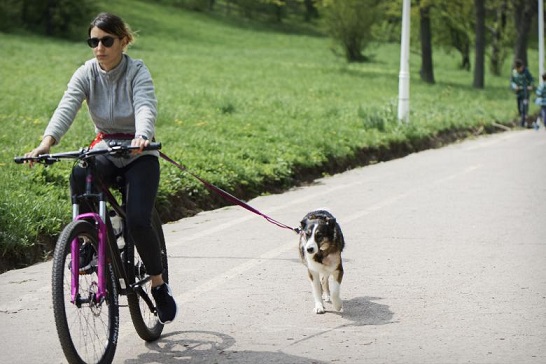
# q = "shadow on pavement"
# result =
<box><xmin>124</xmin><ymin>297</ymin><xmax>393</xmax><ymax>363</ymax></box>
<box><xmin>341</xmin><ymin>296</ymin><xmax>395</xmax><ymax>326</ymax></box>
<box><xmin>125</xmin><ymin>330</ymin><xmax>326</xmax><ymax>364</ymax></box>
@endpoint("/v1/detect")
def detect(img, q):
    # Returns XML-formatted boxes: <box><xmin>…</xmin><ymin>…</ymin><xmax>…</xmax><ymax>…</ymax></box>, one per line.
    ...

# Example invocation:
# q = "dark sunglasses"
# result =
<box><xmin>87</xmin><ymin>36</ymin><xmax>117</xmax><ymax>48</ymax></box>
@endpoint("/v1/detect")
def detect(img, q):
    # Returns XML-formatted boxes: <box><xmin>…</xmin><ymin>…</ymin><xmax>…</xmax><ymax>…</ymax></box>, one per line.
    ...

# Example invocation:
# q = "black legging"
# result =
<box><xmin>70</xmin><ymin>155</ymin><xmax>163</xmax><ymax>276</ymax></box>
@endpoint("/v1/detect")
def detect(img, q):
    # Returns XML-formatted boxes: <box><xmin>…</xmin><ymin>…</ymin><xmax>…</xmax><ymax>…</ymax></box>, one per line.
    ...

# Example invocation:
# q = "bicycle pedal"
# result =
<box><xmin>78</xmin><ymin>268</ymin><xmax>96</xmax><ymax>275</ymax></box>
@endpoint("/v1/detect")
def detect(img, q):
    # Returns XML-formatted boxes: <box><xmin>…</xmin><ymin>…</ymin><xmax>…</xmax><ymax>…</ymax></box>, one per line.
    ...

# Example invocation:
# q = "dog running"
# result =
<box><xmin>298</xmin><ymin>210</ymin><xmax>345</xmax><ymax>314</ymax></box>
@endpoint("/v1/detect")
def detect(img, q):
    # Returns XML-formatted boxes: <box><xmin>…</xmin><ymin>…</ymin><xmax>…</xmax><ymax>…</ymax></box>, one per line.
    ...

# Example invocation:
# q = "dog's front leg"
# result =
<box><xmin>321</xmin><ymin>274</ymin><xmax>331</xmax><ymax>303</ymax></box>
<box><xmin>308</xmin><ymin>270</ymin><xmax>325</xmax><ymax>314</ymax></box>
<box><xmin>330</xmin><ymin>268</ymin><xmax>343</xmax><ymax>312</ymax></box>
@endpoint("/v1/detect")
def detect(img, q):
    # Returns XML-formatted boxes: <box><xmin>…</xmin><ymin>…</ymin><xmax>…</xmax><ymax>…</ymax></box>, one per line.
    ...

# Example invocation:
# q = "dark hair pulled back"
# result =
<box><xmin>88</xmin><ymin>13</ymin><xmax>134</xmax><ymax>46</ymax></box>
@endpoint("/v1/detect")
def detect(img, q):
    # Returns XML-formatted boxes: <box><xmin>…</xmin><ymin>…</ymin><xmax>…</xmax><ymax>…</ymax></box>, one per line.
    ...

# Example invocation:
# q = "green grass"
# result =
<box><xmin>0</xmin><ymin>0</ymin><xmax>533</xmax><ymax>270</ymax></box>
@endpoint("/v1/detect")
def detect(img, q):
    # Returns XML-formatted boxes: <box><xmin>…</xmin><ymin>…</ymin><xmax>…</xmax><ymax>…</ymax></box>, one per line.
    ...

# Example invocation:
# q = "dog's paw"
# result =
<box><xmin>313</xmin><ymin>304</ymin><xmax>325</xmax><ymax>314</ymax></box>
<box><xmin>323</xmin><ymin>295</ymin><xmax>332</xmax><ymax>303</ymax></box>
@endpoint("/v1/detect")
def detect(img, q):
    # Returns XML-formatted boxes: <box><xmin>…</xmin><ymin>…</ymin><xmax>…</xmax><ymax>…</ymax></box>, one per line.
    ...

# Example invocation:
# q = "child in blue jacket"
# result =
<box><xmin>511</xmin><ymin>59</ymin><xmax>534</xmax><ymax>127</ymax></box>
<box><xmin>535</xmin><ymin>72</ymin><xmax>546</xmax><ymax>129</ymax></box>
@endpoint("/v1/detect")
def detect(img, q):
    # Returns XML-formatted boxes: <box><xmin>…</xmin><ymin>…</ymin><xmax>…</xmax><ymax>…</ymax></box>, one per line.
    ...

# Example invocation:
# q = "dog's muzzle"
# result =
<box><xmin>305</xmin><ymin>240</ymin><xmax>317</xmax><ymax>255</ymax></box>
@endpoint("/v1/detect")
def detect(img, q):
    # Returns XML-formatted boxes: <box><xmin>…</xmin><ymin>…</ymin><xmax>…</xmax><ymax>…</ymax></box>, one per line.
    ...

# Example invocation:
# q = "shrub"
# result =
<box><xmin>0</xmin><ymin>0</ymin><xmax>97</xmax><ymax>39</ymax></box>
<box><xmin>319</xmin><ymin>0</ymin><xmax>384</xmax><ymax>62</ymax></box>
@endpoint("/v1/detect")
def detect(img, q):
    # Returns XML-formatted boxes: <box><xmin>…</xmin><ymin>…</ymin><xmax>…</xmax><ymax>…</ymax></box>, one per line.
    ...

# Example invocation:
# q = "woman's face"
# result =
<box><xmin>89</xmin><ymin>26</ymin><xmax>126</xmax><ymax>71</ymax></box>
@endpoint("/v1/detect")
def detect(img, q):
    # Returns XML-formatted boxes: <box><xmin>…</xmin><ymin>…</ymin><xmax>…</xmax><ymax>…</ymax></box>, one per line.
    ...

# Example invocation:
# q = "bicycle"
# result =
<box><xmin>14</xmin><ymin>142</ymin><xmax>168</xmax><ymax>364</ymax></box>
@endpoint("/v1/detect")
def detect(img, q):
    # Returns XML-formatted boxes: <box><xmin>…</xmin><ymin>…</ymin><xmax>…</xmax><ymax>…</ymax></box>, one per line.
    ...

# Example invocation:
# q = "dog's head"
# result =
<box><xmin>299</xmin><ymin>210</ymin><xmax>338</xmax><ymax>257</ymax></box>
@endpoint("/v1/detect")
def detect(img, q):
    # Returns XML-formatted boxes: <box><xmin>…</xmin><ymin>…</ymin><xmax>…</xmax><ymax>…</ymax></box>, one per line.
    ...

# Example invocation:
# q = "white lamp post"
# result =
<box><xmin>539</xmin><ymin>0</ymin><xmax>544</xmax><ymax>78</ymax></box>
<box><xmin>398</xmin><ymin>0</ymin><xmax>411</xmax><ymax>123</ymax></box>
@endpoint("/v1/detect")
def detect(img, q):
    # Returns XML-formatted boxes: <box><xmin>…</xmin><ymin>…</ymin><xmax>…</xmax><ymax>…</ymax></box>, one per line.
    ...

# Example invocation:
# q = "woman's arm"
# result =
<box><xmin>131</xmin><ymin>62</ymin><xmax>158</xmax><ymax>140</ymax></box>
<box><xmin>43</xmin><ymin>64</ymin><xmax>89</xmax><ymax>144</ymax></box>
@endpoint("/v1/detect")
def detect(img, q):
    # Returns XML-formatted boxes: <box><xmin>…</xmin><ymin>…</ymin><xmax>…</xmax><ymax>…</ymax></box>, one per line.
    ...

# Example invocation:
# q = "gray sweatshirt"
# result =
<box><xmin>44</xmin><ymin>54</ymin><xmax>158</xmax><ymax>165</ymax></box>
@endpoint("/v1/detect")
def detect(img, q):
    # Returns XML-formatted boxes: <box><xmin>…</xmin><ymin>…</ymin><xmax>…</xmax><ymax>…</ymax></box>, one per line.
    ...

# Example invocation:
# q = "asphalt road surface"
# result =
<box><xmin>1</xmin><ymin>129</ymin><xmax>545</xmax><ymax>364</ymax></box>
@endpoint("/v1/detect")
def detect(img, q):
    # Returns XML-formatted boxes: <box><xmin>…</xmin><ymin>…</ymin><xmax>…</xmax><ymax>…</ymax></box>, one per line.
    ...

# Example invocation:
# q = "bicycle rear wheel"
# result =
<box><xmin>52</xmin><ymin>220</ymin><xmax>119</xmax><ymax>364</ymax></box>
<box><xmin>127</xmin><ymin>208</ymin><xmax>168</xmax><ymax>341</ymax></box>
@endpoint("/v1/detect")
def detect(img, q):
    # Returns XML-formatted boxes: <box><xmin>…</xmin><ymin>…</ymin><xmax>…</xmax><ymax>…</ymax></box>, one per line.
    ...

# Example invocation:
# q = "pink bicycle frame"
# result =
<box><xmin>70</xmin><ymin>207</ymin><xmax>108</xmax><ymax>304</ymax></box>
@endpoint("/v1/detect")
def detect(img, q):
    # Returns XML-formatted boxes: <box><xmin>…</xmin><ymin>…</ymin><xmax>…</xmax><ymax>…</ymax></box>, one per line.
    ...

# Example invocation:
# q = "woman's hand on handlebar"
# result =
<box><xmin>24</xmin><ymin>136</ymin><xmax>56</xmax><ymax>167</ymax></box>
<box><xmin>131</xmin><ymin>135</ymin><xmax>150</xmax><ymax>154</ymax></box>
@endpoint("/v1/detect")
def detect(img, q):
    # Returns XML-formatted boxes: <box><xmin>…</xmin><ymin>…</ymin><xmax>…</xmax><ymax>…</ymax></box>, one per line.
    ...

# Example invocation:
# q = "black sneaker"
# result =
<box><xmin>79</xmin><ymin>242</ymin><xmax>96</xmax><ymax>274</ymax></box>
<box><xmin>151</xmin><ymin>283</ymin><xmax>178</xmax><ymax>324</ymax></box>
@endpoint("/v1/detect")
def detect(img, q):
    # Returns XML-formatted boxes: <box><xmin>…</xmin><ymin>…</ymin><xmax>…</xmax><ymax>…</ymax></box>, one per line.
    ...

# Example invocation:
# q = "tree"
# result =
<box><xmin>512</xmin><ymin>0</ymin><xmax>538</xmax><ymax>68</ymax></box>
<box><xmin>433</xmin><ymin>0</ymin><xmax>512</xmax><ymax>77</ymax></box>
<box><xmin>0</xmin><ymin>0</ymin><xmax>21</xmax><ymax>31</ymax></box>
<box><xmin>419</xmin><ymin>2</ymin><xmax>435</xmax><ymax>83</ymax></box>
<box><xmin>435</xmin><ymin>0</ymin><xmax>474</xmax><ymax>71</ymax></box>
<box><xmin>320</xmin><ymin>0</ymin><xmax>384</xmax><ymax>62</ymax></box>
<box><xmin>19</xmin><ymin>0</ymin><xmax>96</xmax><ymax>39</ymax></box>
<box><xmin>473</xmin><ymin>0</ymin><xmax>486</xmax><ymax>88</ymax></box>
<box><xmin>303</xmin><ymin>0</ymin><xmax>319</xmax><ymax>21</ymax></box>
<box><xmin>489</xmin><ymin>0</ymin><xmax>510</xmax><ymax>76</ymax></box>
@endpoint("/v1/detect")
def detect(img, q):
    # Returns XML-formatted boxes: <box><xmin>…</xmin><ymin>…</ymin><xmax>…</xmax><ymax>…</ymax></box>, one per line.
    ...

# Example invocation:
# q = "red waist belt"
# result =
<box><xmin>90</xmin><ymin>132</ymin><xmax>134</xmax><ymax>149</ymax></box>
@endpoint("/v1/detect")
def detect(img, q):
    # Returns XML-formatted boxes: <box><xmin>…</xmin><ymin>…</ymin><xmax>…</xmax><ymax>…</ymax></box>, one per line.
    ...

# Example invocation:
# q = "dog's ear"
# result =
<box><xmin>326</xmin><ymin>217</ymin><xmax>336</xmax><ymax>227</ymax></box>
<box><xmin>300</xmin><ymin>219</ymin><xmax>307</xmax><ymax>230</ymax></box>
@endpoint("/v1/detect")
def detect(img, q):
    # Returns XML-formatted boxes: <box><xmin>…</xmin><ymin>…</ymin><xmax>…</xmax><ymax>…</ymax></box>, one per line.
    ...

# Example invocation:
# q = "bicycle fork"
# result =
<box><xmin>70</xmin><ymin>198</ymin><xmax>108</xmax><ymax>305</ymax></box>
<box><xmin>69</xmin><ymin>162</ymin><xmax>112</xmax><ymax>306</ymax></box>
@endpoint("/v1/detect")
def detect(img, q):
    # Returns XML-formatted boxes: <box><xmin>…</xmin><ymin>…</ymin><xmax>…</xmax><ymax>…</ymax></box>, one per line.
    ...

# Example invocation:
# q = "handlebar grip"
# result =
<box><xmin>146</xmin><ymin>142</ymin><xmax>162</xmax><ymax>151</ymax></box>
<box><xmin>13</xmin><ymin>156</ymin><xmax>42</xmax><ymax>164</ymax></box>
<box><xmin>13</xmin><ymin>156</ymin><xmax>27</xmax><ymax>164</ymax></box>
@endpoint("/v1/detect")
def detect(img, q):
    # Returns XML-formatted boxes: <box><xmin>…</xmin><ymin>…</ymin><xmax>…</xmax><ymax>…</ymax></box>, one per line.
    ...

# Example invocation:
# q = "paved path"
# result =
<box><xmin>1</xmin><ymin>130</ymin><xmax>545</xmax><ymax>363</ymax></box>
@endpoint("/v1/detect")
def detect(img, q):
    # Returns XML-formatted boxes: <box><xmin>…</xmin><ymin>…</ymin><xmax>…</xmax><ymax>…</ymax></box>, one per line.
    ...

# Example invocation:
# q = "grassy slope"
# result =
<box><xmin>0</xmin><ymin>0</ymin><xmax>532</xmax><ymax>270</ymax></box>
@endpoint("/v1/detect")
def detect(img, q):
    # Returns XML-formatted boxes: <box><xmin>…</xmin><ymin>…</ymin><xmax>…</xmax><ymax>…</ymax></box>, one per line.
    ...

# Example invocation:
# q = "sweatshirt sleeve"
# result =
<box><xmin>527</xmin><ymin>69</ymin><xmax>534</xmax><ymax>87</ymax></box>
<box><xmin>132</xmin><ymin>62</ymin><xmax>157</xmax><ymax>139</ymax></box>
<box><xmin>43</xmin><ymin>64</ymin><xmax>88</xmax><ymax>144</ymax></box>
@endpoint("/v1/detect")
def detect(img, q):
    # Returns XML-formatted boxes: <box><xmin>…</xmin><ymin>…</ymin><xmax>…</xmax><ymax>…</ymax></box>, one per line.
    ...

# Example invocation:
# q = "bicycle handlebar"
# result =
<box><xmin>14</xmin><ymin>142</ymin><xmax>162</xmax><ymax>165</ymax></box>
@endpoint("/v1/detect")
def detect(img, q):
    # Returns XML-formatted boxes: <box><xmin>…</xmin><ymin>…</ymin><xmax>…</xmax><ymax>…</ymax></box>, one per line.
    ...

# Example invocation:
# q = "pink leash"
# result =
<box><xmin>160</xmin><ymin>152</ymin><xmax>300</xmax><ymax>234</ymax></box>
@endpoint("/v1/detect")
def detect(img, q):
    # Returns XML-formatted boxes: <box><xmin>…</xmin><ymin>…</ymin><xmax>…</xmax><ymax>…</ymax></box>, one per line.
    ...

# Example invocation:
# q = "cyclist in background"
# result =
<box><xmin>24</xmin><ymin>12</ymin><xmax>177</xmax><ymax>324</ymax></box>
<box><xmin>510</xmin><ymin>59</ymin><xmax>534</xmax><ymax>127</ymax></box>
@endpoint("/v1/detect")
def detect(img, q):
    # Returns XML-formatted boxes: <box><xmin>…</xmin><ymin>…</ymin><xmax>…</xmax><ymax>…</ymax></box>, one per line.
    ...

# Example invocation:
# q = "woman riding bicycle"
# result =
<box><xmin>24</xmin><ymin>12</ymin><xmax>177</xmax><ymax>325</ymax></box>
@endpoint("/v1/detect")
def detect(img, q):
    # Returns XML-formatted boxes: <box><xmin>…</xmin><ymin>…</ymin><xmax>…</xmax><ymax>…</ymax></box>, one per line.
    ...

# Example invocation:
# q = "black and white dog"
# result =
<box><xmin>298</xmin><ymin>210</ymin><xmax>345</xmax><ymax>314</ymax></box>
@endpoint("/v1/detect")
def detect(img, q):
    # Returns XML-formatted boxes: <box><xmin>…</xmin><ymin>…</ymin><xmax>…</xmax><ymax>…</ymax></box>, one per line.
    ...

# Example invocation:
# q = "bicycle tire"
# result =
<box><xmin>52</xmin><ymin>220</ymin><xmax>119</xmax><ymax>364</ymax></box>
<box><xmin>126</xmin><ymin>208</ymin><xmax>168</xmax><ymax>341</ymax></box>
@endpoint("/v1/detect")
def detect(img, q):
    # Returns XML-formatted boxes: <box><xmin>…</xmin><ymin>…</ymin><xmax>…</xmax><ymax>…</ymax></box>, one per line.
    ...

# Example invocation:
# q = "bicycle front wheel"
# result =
<box><xmin>127</xmin><ymin>208</ymin><xmax>168</xmax><ymax>341</ymax></box>
<box><xmin>52</xmin><ymin>220</ymin><xmax>119</xmax><ymax>364</ymax></box>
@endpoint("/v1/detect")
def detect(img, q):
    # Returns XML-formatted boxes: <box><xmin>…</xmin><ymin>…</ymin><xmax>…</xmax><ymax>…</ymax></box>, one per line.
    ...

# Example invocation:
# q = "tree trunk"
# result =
<box><xmin>345</xmin><ymin>38</ymin><xmax>365</xmax><ymax>62</ymax></box>
<box><xmin>447</xmin><ymin>25</ymin><xmax>471</xmax><ymax>70</ymax></box>
<box><xmin>513</xmin><ymin>0</ymin><xmax>537</xmax><ymax>67</ymax></box>
<box><xmin>304</xmin><ymin>0</ymin><xmax>318</xmax><ymax>21</ymax></box>
<box><xmin>46</xmin><ymin>0</ymin><xmax>58</xmax><ymax>36</ymax></box>
<box><xmin>462</xmin><ymin>54</ymin><xmax>471</xmax><ymax>71</ymax></box>
<box><xmin>489</xmin><ymin>0</ymin><xmax>508</xmax><ymax>76</ymax></box>
<box><xmin>419</xmin><ymin>5</ymin><xmax>435</xmax><ymax>84</ymax></box>
<box><xmin>473</xmin><ymin>0</ymin><xmax>486</xmax><ymax>89</ymax></box>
